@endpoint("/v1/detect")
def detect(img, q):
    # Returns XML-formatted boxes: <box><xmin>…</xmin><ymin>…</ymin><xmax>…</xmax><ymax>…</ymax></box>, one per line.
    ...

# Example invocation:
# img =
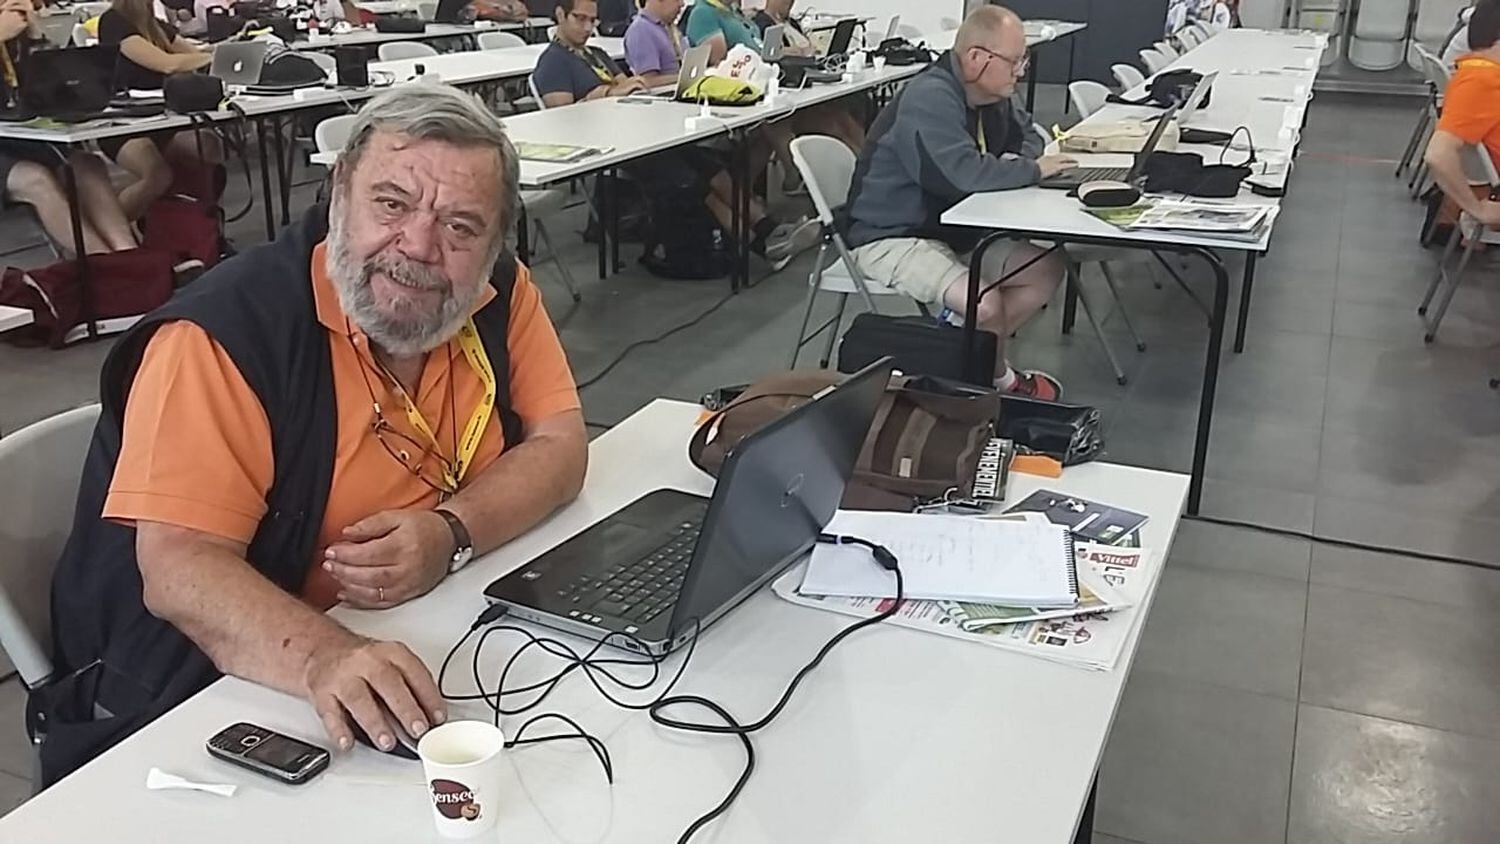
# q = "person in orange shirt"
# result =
<box><xmin>1425</xmin><ymin>0</ymin><xmax>1500</xmax><ymax>228</ymax></box>
<box><xmin>36</xmin><ymin>84</ymin><xmax>587</xmax><ymax>784</ymax></box>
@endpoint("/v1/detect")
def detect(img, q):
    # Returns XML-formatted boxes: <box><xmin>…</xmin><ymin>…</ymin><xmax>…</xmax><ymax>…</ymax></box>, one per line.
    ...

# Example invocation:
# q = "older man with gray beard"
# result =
<box><xmin>34</xmin><ymin>84</ymin><xmax>587</xmax><ymax>785</ymax></box>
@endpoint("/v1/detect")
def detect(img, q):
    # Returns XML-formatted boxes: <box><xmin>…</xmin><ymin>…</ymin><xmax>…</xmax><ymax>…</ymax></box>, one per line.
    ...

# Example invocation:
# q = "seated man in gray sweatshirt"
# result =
<box><xmin>845</xmin><ymin>5</ymin><xmax>1076</xmax><ymax>399</ymax></box>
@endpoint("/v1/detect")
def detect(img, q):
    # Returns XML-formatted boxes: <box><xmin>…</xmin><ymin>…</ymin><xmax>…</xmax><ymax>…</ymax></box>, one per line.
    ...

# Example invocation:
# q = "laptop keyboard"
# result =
<box><xmin>557</xmin><ymin>517</ymin><xmax>702</xmax><ymax>626</ymax></box>
<box><xmin>1070</xmin><ymin>166</ymin><xmax>1132</xmax><ymax>182</ymax></box>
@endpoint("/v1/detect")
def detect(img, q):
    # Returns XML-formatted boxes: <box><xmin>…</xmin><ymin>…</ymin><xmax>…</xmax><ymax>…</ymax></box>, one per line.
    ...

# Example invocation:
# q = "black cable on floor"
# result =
<box><xmin>1183</xmin><ymin>513</ymin><xmax>1500</xmax><ymax>573</ymax></box>
<box><xmin>574</xmin><ymin>292</ymin><xmax>736</xmax><ymax>391</ymax></box>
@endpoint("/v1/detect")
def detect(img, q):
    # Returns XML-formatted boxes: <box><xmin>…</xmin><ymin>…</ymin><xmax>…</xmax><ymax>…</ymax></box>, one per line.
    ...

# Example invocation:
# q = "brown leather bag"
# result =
<box><xmin>688</xmin><ymin>370</ymin><xmax>1001</xmax><ymax>511</ymax></box>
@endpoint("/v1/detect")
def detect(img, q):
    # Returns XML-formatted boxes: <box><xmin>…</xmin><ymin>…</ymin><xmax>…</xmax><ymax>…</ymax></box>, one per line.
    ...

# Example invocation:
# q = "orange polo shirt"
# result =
<box><xmin>1439</xmin><ymin>54</ymin><xmax>1500</xmax><ymax>166</ymax></box>
<box><xmin>104</xmin><ymin>243</ymin><xmax>581</xmax><ymax>609</ymax></box>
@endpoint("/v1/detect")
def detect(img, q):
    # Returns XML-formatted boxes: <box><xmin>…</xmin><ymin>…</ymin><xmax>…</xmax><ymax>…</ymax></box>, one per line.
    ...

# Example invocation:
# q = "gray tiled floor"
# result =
<box><xmin>3</xmin><ymin>84</ymin><xmax>1500</xmax><ymax>842</ymax></box>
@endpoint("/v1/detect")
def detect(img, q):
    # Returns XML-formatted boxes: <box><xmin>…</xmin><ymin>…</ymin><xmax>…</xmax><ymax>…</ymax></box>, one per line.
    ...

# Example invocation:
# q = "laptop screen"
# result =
<box><xmin>667</xmin><ymin>359</ymin><xmax>894</xmax><ymax>637</ymax></box>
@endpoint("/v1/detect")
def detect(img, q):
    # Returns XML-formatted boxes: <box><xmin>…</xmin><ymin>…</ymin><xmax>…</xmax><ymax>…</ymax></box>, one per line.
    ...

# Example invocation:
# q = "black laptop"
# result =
<box><xmin>485</xmin><ymin>357</ymin><xmax>895</xmax><ymax>656</ymax></box>
<box><xmin>9</xmin><ymin>47</ymin><xmax>166</xmax><ymax>123</ymax></box>
<box><xmin>432</xmin><ymin>0</ymin><xmax>469</xmax><ymax>23</ymax></box>
<box><xmin>1039</xmin><ymin>101</ymin><xmax>1181</xmax><ymax>190</ymax></box>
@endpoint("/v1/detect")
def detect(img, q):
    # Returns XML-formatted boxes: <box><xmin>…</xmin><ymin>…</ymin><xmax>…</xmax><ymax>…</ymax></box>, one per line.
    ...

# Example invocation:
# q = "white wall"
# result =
<box><xmin>781</xmin><ymin>0</ymin><xmax>968</xmax><ymax>42</ymax></box>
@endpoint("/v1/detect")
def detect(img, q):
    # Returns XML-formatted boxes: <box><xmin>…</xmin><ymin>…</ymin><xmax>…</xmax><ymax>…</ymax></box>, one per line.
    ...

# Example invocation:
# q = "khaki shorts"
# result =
<box><xmin>850</xmin><ymin>238</ymin><xmax>1015</xmax><ymax>306</ymax></box>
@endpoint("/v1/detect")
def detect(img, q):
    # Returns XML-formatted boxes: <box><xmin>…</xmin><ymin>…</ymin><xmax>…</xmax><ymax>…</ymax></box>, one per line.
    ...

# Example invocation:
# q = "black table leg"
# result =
<box><xmin>1233</xmin><ymin>252</ymin><xmax>1257</xmax><ymax>353</ymax></box>
<box><xmin>256</xmin><ymin>118</ymin><xmax>276</xmax><ymax>240</ymax></box>
<box><xmin>1188</xmin><ymin>246</ymin><xmax>1230</xmax><ymax>515</ymax></box>
<box><xmin>610</xmin><ymin>171</ymin><xmax>621</xmax><ymax>273</ymax></box>
<box><xmin>596</xmin><ymin>172</ymin><xmax>608</xmax><ymax>280</ymax></box>
<box><xmin>728</xmin><ymin>131</ymin><xmax>744</xmax><ymax>292</ymax></box>
<box><xmin>1071</xmin><ymin>778</ymin><xmax>1097</xmax><ymax>844</ymax></box>
<box><xmin>271</xmin><ymin>116</ymin><xmax>291</xmax><ymax>227</ymax></box>
<box><xmin>738</xmin><ymin>131</ymin><xmax>751</xmax><ymax>291</ymax></box>
<box><xmin>61</xmin><ymin>160</ymin><xmax>96</xmax><ymax>341</ymax></box>
<box><xmin>516</xmin><ymin>204</ymin><xmax>530</xmax><ymax>264</ymax></box>
<box><xmin>1061</xmin><ymin>277</ymin><xmax>1078</xmax><ymax>333</ymax></box>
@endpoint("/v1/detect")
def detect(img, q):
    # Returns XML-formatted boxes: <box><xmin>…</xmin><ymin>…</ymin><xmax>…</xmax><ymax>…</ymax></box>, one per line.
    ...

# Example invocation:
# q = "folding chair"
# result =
<box><xmin>1419</xmin><ymin>142</ymin><xmax>1499</xmax><ymax>343</ymax></box>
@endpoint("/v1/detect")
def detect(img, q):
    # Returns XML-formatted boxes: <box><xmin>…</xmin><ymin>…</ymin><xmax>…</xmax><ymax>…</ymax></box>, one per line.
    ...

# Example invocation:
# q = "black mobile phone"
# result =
<box><xmin>206</xmin><ymin>722</ymin><xmax>330</xmax><ymax>785</ymax></box>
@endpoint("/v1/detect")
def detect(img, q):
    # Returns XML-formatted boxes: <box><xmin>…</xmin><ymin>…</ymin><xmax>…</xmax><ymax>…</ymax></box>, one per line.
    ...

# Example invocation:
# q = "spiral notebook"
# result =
<box><xmin>800</xmin><ymin>511</ymin><xmax>1080</xmax><ymax>607</ymax></box>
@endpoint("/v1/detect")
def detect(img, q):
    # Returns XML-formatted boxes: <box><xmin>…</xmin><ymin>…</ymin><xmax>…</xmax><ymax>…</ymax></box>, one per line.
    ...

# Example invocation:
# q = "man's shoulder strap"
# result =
<box><xmin>471</xmin><ymin>252</ymin><xmax>524</xmax><ymax>447</ymax></box>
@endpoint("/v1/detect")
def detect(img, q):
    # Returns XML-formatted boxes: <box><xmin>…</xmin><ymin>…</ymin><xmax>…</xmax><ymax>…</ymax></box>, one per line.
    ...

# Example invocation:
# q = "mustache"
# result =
<box><xmin>363</xmin><ymin>252</ymin><xmax>451</xmax><ymax>294</ymax></box>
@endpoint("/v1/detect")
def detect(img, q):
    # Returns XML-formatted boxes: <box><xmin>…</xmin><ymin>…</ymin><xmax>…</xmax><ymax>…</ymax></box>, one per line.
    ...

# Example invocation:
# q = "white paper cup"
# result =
<box><xmin>418</xmin><ymin>721</ymin><xmax>507</xmax><ymax>839</ymax></box>
<box><xmin>872</xmin><ymin>56</ymin><xmax>886</xmax><ymax>71</ymax></box>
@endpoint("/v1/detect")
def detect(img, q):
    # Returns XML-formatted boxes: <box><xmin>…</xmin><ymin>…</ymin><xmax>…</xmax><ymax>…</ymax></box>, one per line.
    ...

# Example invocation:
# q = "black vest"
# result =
<box><xmin>32</xmin><ymin>205</ymin><xmax>521</xmax><ymax>785</ymax></box>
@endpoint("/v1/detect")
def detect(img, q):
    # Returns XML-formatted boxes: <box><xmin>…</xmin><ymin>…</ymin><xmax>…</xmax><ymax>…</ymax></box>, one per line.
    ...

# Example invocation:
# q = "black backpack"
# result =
<box><xmin>1108</xmin><ymin>68</ymin><xmax>1209</xmax><ymax>109</ymax></box>
<box><xmin>638</xmin><ymin>181</ymin><xmax>732</xmax><ymax>281</ymax></box>
<box><xmin>250</xmin><ymin>47</ymin><xmax>328</xmax><ymax>92</ymax></box>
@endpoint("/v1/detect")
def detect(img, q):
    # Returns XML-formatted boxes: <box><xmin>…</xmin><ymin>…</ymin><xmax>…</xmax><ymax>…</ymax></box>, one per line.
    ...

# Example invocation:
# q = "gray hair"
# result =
<box><xmin>337</xmin><ymin>82</ymin><xmax>520</xmax><ymax>238</ymax></box>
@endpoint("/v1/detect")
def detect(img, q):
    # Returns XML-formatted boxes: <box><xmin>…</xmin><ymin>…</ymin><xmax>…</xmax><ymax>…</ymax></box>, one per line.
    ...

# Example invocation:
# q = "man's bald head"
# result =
<box><xmin>953</xmin><ymin>5</ymin><xmax>1028</xmax><ymax>104</ymax></box>
<box><xmin>955</xmin><ymin>5</ymin><xmax>1022</xmax><ymax>52</ymax></box>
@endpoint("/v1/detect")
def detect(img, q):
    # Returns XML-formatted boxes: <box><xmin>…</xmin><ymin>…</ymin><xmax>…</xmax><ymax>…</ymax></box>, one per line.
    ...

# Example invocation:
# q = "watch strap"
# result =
<box><xmin>434</xmin><ymin>508</ymin><xmax>473</xmax><ymax>569</ymax></box>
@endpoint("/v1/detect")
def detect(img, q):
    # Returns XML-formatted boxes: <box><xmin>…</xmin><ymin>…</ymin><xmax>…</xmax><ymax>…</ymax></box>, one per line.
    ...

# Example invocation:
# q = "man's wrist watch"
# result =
<box><xmin>434</xmin><ymin>508</ymin><xmax>474</xmax><ymax>573</ymax></box>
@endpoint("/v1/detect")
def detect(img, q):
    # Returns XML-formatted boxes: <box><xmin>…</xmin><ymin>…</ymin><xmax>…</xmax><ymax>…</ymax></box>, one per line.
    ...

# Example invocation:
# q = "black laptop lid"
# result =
<box><xmin>1127</xmin><ymin>101</ymin><xmax>1182</xmax><ymax>182</ymax></box>
<box><xmin>434</xmin><ymin>0</ymin><xmax>469</xmax><ymax>23</ymax></box>
<box><xmin>667</xmin><ymin>358</ymin><xmax>894</xmax><ymax>636</ymax></box>
<box><xmin>22</xmin><ymin>46</ymin><xmax>118</xmax><ymax>117</ymax></box>
<box><xmin>825</xmin><ymin>18</ymin><xmax>857</xmax><ymax>57</ymax></box>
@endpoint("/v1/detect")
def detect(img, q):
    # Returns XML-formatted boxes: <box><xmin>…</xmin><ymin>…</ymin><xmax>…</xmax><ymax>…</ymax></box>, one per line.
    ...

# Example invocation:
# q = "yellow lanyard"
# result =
<box><xmin>375</xmin><ymin>318</ymin><xmax>495</xmax><ymax>493</ymax></box>
<box><xmin>559</xmin><ymin>38</ymin><xmax>615</xmax><ymax>84</ymax></box>
<box><xmin>0</xmin><ymin>46</ymin><xmax>17</xmax><ymax>91</ymax></box>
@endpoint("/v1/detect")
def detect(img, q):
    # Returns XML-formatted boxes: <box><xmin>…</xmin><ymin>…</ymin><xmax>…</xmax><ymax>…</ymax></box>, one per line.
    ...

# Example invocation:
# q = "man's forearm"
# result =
<box><xmin>138</xmin><ymin>525</ymin><xmax>356</xmax><ymax>697</ymax></box>
<box><xmin>437</xmin><ymin>413</ymin><xmax>588</xmax><ymax>555</ymax></box>
<box><xmin>1427</xmin><ymin>152</ymin><xmax>1488</xmax><ymax>218</ymax></box>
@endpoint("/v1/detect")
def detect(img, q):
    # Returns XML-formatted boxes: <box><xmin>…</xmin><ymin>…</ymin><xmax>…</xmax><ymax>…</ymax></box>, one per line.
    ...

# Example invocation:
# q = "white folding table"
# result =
<box><xmin>0</xmin><ymin>398</ymin><xmax>1189</xmax><ymax>844</ymax></box>
<box><xmin>939</xmin><ymin>28</ymin><xmax>1324</xmax><ymax>515</ymax></box>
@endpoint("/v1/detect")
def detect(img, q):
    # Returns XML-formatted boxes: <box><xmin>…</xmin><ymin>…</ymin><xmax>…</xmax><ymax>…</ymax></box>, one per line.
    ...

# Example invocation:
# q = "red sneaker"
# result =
<box><xmin>1007</xmin><ymin>369</ymin><xmax>1063</xmax><ymax>401</ymax></box>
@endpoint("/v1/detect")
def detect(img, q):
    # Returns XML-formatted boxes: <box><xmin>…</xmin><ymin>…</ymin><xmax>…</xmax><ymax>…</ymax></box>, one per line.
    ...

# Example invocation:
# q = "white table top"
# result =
<box><xmin>941</xmin><ymin>28</ymin><xmax>1324</xmax><ymax>253</ymax></box>
<box><xmin>0</xmin><ymin>398</ymin><xmax>1188</xmax><ymax>842</ymax></box>
<box><xmin>288</xmin><ymin>22</ymin><xmax>493</xmax><ymax>51</ymax></box>
<box><xmin>506</xmin><ymin>62</ymin><xmax>923</xmax><ymax>188</ymax></box>
<box><xmin>0</xmin><ymin>37</ymin><xmax>625</xmax><ymax>146</ymax></box>
<box><xmin>0</xmin><ymin>305</ymin><xmax>32</xmax><ymax>333</ymax></box>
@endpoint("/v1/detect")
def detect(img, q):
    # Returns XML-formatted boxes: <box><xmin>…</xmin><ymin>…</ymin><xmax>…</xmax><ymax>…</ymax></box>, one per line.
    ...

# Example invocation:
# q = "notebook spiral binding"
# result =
<box><xmin>1062</xmin><ymin>532</ymin><xmax>1080</xmax><ymax>600</ymax></box>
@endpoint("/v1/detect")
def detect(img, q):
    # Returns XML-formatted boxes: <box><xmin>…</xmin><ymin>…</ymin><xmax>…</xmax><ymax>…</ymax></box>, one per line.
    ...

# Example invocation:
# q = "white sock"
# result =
<box><xmin>995</xmin><ymin>366</ymin><xmax>1018</xmax><ymax>390</ymax></box>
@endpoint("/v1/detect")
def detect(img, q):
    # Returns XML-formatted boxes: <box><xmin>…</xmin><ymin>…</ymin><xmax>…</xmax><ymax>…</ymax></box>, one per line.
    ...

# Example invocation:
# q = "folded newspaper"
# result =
<box><xmin>1088</xmin><ymin>198</ymin><xmax>1277</xmax><ymax>241</ymax></box>
<box><xmin>774</xmin><ymin>542</ymin><xmax>1154</xmax><ymax>671</ymax></box>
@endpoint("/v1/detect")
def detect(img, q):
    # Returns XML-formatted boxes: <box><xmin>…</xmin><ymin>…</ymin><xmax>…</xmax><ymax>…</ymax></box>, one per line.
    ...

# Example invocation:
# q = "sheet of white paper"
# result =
<box><xmin>800</xmin><ymin>510</ymin><xmax>1076</xmax><ymax>605</ymax></box>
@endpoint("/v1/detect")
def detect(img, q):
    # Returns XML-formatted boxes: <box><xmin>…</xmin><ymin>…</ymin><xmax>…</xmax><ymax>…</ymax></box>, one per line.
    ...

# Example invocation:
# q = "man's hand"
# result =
<box><xmin>1476</xmin><ymin>199</ymin><xmax>1500</xmax><ymax>228</ymax></box>
<box><xmin>0</xmin><ymin>0</ymin><xmax>31</xmax><ymax>40</ymax></box>
<box><xmin>1037</xmin><ymin>154</ymin><xmax>1079</xmax><ymax>178</ymax></box>
<box><xmin>323</xmin><ymin>509</ymin><xmax>454</xmax><ymax>608</ymax></box>
<box><xmin>610</xmin><ymin>77</ymin><xmax>648</xmax><ymax>96</ymax></box>
<box><xmin>303</xmin><ymin>632</ymin><xmax>447</xmax><ymax>752</ymax></box>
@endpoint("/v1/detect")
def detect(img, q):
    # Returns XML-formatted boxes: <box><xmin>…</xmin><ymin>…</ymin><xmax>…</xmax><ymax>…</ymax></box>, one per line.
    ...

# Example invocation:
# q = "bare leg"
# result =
<box><xmin>707</xmin><ymin>169</ymin><xmax>769</xmax><ymax>227</ymax></box>
<box><xmin>113</xmin><ymin>138</ymin><xmax>174</xmax><ymax>221</ymax></box>
<box><xmin>68</xmin><ymin>153</ymin><xmax>137</xmax><ymax>252</ymax></box>
<box><xmin>5</xmin><ymin>160</ymin><xmax>108</xmax><ymax>255</ymax></box>
<box><xmin>942</xmin><ymin>242</ymin><xmax>1064</xmax><ymax>377</ymax></box>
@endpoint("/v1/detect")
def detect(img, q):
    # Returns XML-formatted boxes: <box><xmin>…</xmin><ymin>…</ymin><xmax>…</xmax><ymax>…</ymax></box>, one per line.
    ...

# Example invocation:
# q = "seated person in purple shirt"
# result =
<box><xmin>534</xmin><ymin>0</ymin><xmax>817</xmax><ymax>268</ymax></box>
<box><xmin>623</xmin><ymin>0</ymin><xmax>683</xmax><ymax>86</ymax></box>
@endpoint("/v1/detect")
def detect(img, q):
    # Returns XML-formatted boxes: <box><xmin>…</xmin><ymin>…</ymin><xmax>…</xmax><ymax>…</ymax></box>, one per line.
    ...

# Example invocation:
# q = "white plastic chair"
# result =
<box><xmin>1153</xmin><ymin>40</ymin><xmax>1179</xmax><ymax>61</ymax></box>
<box><xmin>1419</xmin><ymin>142</ymin><xmax>1499</xmax><ymax>342</ymax></box>
<box><xmin>1067</xmin><ymin>80</ymin><xmax>1111</xmax><ymax>118</ymax></box>
<box><xmin>70</xmin><ymin>22</ymin><xmax>94</xmax><ymax>46</ymax></box>
<box><xmin>1175</xmin><ymin>27</ymin><xmax>1201</xmax><ymax>50</ymax></box>
<box><xmin>1112</xmin><ymin>62</ymin><xmax>1145</xmax><ymax>92</ymax></box>
<box><xmin>1349</xmin><ymin>0</ymin><xmax>1413</xmax><ymax>71</ymax></box>
<box><xmin>378</xmin><ymin>41</ymin><xmax>439</xmax><ymax>61</ymax></box>
<box><xmin>787</xmin><ymin>135</ymin><xmax>907</xmax><ymax>367</ymax></box>
<box><xmin>478</xmin><ymin>30</ymin><xmax>527</xmax><ymax>49</ymax></box>
<box><xmin>1139</xmin><ymin>48</ymin><xmax>1169</xmax><ymax>74</ymax></box>
<box><xmin>311</xmin><ymin>112</ymin><xmax>357</xmax><ymax>168</ymax></box>
<box><xmin>1404</xmin><ymin>46</ymin><xmax>1451</xmax><ymax>196</ymax></box>
<box><xmin>0</xmin><ymin>404</ymin><xmax>99</xmax><ymax>703</ymax></box>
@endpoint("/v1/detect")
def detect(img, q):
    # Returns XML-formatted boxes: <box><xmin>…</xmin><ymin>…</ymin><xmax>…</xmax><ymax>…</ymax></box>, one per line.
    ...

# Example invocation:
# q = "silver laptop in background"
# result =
<box><xmin>672</xmin><ymin>43</ymin><xmax>712</xmax><ymax>99</ymax></box>
<box><xmin>1175</xmin><ymin>69</ymin><xmax>1218</xmax><ymax>126</ymax></box>
<box><xmin>762</xmin><ymin>23</ymin><xmax>785</xmax><ymax>62</ymax></box>
<box><xmin>210</xmin><ymin>41</ymin><xmax>269</xmax><ymax>87</ymax></box>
